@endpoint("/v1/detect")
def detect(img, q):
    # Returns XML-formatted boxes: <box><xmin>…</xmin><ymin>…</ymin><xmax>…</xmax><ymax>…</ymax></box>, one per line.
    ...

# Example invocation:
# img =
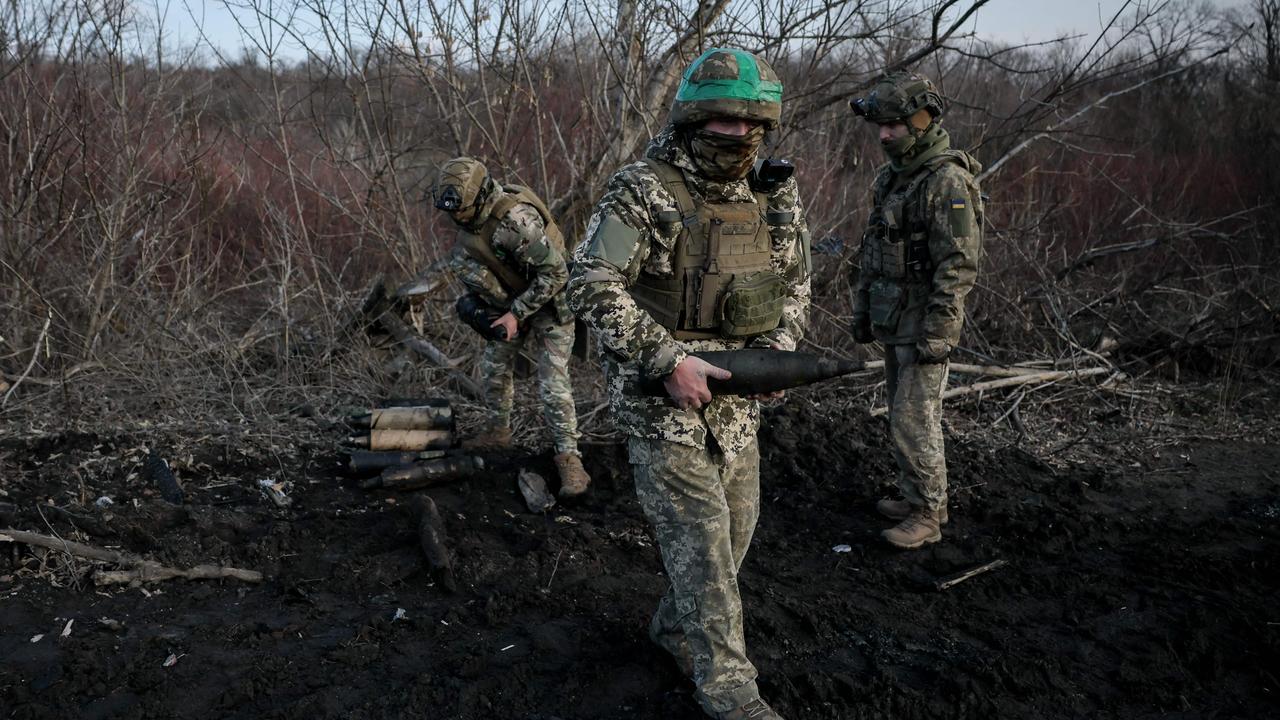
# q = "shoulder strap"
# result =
<box><xmin>458</xmin><ymin>192</ymin><xmax>528</xmax><ymax>294</ymax></box>
<box><xmin>503</xmin><ymin>184</ymin><xmax>567</xmax><ymax>253</ymax></box>
<box><xmin>641</xmin><ymin>158</ymin><xmax>697</xmax><ymax>223</ymax></box>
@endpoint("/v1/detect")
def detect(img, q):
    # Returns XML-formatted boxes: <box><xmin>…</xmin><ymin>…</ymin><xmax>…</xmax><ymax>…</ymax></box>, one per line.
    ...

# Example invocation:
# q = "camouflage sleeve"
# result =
<box><xmin>493</xmin><ymin>203</ymin><xmax>568</xmax><ymax>321</ymax></box>
<box><xmin>448</xmin><ymin>246</ymin><xmax>511</xmax><ymax>308</ymax></box>
<box><xmin>753</xmin><ymin>176</ymin><xmax>810</xmax><ymax>351</ymax></box>
<box><xmin>567</xmin><ymin>163</ymin><xmax>687</xmax><ymax>378</ymax></box>
<box><xmin>922</xmin><ymin>166</ymin><xmax>982</xmax><ymax>345</ymax></box>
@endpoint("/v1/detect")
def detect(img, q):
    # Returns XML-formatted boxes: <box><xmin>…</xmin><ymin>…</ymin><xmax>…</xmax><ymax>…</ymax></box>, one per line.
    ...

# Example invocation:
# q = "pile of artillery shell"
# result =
<box><xmin>342</xmin><ymin>399</ymin><xmax>484</xmax><ymax>491</ymax></box>
<box><xmin>345</xmin><ymin>400</ymin><xmax>456</xmax><ymax>454</ymax></box>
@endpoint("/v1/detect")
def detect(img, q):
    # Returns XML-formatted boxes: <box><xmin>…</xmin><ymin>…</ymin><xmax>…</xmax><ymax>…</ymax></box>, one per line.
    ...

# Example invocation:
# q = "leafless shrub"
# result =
<box><xmin>0</xmin><ymin>0</ymin><xmax>1274</xmax><ymax>433</ymax></box>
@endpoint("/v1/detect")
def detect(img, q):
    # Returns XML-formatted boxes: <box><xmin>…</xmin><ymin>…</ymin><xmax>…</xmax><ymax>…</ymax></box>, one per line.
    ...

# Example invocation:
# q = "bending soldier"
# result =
<box><xmin>433</xmin><ymin>158</ymin><xmax>590</xmax><ymax>497</ymax></box>
<box><xmin>848</xmin><ymin>72</ymin><xmax>983</xmax><ymax>548</ymax></box>
<box><xmin>568</xmin><ymin>49</ymin><xmax>811</xmax><ymax>720</ymax></box>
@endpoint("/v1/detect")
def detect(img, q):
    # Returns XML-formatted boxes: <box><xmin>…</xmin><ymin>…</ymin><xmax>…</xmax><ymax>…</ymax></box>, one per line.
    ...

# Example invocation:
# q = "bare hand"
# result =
<box><xmin>663</xmin><ymin>356</ymin><xmax>732</xmax><ymax>411</ymax></box>
<box><xmin>491</xmin><ymin>312</ymin><xmax>519</xmax><ymax>340</ymax></box>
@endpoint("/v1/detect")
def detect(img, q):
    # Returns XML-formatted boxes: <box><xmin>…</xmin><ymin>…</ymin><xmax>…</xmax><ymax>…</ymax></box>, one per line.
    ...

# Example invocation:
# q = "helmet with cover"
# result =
<box><xmin>433</xmin><ymin>157</ymin><xmax>492</xmax><ymax>217</ymax></box>
<box><xmin>849</xmin><ymin>71</ymin><xmax>945</xmax><ymax>125</ymax></box>
<box><xmin>668</xmin><ymin>48</ymin><xmax>783</xmax><ymax>130</ymax></box>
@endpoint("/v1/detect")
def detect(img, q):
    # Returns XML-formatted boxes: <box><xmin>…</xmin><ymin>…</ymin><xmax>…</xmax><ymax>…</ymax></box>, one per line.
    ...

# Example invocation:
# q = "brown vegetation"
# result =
<box><xmin>1</xmin><ymin>0</ymin><xmax>1277</xmax><ymax>430</ymax></box>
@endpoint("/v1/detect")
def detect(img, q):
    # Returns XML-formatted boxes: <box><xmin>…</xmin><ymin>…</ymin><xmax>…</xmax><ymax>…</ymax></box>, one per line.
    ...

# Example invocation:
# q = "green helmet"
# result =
<box><xmin>849</xmin><ymin>71</ymin><xmax>945</xmax><ymax>124</ymax></box>
<box><xmin>433</xmin><ymin>157</ymin><xmax>491</xmax><ymax>214</ymax></box>
<box><xmin>668</xmin><ymin>48</ymin><xmax>783</xmax><ymax>130</ymax></box>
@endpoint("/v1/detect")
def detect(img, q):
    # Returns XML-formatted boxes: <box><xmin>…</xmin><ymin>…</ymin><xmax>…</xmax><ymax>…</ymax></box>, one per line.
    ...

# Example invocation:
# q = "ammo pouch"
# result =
<box><xmin>718</xmin><ymin>270</ymin><xmax>785</xmax><ymax>337</ymax></box>
<box><xmin>868</xmin><ymin>278</ymin><xmax>905</xmax><ymax>330</ymax></box>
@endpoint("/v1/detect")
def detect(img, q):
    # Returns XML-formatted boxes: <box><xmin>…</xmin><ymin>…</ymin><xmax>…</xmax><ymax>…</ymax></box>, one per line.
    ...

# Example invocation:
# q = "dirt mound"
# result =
<box><xmin>2</xmin><ymin>402</ymin><xmax>1278</xmax><ymax>719</ymax></box>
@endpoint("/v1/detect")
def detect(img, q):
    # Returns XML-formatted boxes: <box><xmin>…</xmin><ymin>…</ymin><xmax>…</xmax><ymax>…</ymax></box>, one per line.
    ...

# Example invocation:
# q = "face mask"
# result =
<box><xmin>688</xmin><ymin>126</ymin><xmax>766</xmax><ymax>181</ymax></box>
<box><xmin>880</xmin><ymin>123</ymin><xmax>950</xmax><ymax>174</ymax></box>
<box><xmin>881</xmin><ymin>133</ymin><xmax>917</xmax><ymax>161</ymax></box>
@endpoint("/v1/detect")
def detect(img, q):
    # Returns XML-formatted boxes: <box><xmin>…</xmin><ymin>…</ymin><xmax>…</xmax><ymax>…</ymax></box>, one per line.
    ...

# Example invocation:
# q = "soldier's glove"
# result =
<box><xmin>851</xmin><ymin>314</ymin><xmax>874</xmax><ymax>344</ymax></box>
<box><xmin>915</xmin><ymin>338</ymin><xmax>952</xmax><ymax>364</ymax></box>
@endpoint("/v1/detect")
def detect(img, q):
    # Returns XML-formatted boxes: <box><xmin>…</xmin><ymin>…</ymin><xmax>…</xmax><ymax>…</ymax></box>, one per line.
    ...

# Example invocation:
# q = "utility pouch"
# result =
<box><xmin>906</xmin><ymin>231</ymin><xmax>932</xmax><ymax>276</ymax></box>
<box><xmin>868</xmin><ymin>278</ymin><xmax>905</xmax><ymax>331</ymax></box>
<box><xmin>718</xmin><ymin>270</ymin><xmax>785</xmax><ymax>337</ymax></box>
<box><xmin>696</xmin><ymin>271</ymin><xmax>723</xmax><ymax>328</ymax></box>
<box><xmin>879</xmin><ymin>239</ymin><xmax>908</xmax><ymax>279</ymax></box>
<box><xmin>861</xmin><ymin>229</ymin><xmax>883</xmax><ymax>275</ymax></box>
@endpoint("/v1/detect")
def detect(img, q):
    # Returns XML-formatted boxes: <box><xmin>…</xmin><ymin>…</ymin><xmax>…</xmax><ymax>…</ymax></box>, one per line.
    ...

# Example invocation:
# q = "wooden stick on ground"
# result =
<box><xmin>373</xmin><ymin>300</ymin><xmax>485</xmax><ymax>401</ymax></box>
<box><xmin>870</xmin><ymin>367</ymin><xmax>1113</xmax><ymax>417</ymax></box>
<box><xmin>0</xmin><ymin>528</ymin><xmax>263</xmax><ymax>585</ymax></box>
<box><xmin>935</xmin><ymin>558</ymin><xmax>1007</xmax><ymax>591</ymax></box>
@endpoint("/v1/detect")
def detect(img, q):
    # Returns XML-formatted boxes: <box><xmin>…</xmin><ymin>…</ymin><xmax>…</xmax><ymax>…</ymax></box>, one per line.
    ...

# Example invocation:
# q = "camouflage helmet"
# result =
<box><xmin>433</xmin><ymin>157</ymin><xmax>490</xmax><ymax>213</ymax></box>
<box><xmin>849</xmin><ymin>71</ymin><xmax>945</xmax><ymax>124</ymax></box>
<box><xmin>669</xmin><ymin>48</ymin><xmax>783</xmax><ymax>130</ymax></box>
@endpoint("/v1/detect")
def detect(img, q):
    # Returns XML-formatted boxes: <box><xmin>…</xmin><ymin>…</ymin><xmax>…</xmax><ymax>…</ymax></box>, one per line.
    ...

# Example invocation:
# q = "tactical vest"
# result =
<box><xmin>863</xmin><ymin>151</ymin><xmax>983</xmax><ymax>281</ymax></box>
<box><xmin>457</xmin><ymin>184</ymin><xmax>566</xmax><ymax>295</ymax></box>
<box><xmin>630</xmin><ymin>158</ymin><xmax>787</xmax><ymax>340</ymax></box>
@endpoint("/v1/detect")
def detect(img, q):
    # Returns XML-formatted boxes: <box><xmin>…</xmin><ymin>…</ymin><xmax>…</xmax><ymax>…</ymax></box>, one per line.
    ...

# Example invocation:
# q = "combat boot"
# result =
<box><xmin>714</xmin><ymin>698</ymin><xmax>786</xmax><ymax>720</ymax></box>
<box><xmin>882</xmin><ymin>507</ymin><xmax>943</xmax><ymax>549</ymax></box>
<box><xmin>554</xmin><ymin>452</ymin><xmax>591</xmax><ymax>497</ymax></box>
<box><xmin>877</xmin><ymin>498</ymin><xmax>948</xmax><ymax>525</ymax></box>
<box><xmin>460</xmin><ymin>424</ymin><xmax>512</xmax><ymax>450</ymax></box>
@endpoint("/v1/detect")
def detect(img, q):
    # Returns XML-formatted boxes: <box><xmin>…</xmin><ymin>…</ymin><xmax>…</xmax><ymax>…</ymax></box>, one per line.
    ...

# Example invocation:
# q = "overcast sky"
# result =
<box><xmin>171</xmin><ymin>0</ymin><xmax>1249</xmax><ymax>61</ymax></box>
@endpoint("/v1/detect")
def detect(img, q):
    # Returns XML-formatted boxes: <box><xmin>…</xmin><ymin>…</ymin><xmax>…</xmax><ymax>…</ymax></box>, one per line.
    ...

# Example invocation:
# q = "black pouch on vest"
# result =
<box><xmin>868</xmin><ymin>278</ymin><xmax>905</xmax><ymax>331</ymax></box>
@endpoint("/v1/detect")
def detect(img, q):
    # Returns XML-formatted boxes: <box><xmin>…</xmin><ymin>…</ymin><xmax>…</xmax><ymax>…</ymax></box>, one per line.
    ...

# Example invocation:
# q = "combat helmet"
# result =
<box><xmin>433</xmin><ymin>157</ymin><xmax>492</xmax><ymax>215</ymax></box>
<box><xmin>849</xmin><ymin>71</ymin><xmax>945</xmax><ymax>124</ymax></box>
<box><xmin>669</xmin><ymin>48</ymin><xmax>783</xmax><ymax>130</ymax></box>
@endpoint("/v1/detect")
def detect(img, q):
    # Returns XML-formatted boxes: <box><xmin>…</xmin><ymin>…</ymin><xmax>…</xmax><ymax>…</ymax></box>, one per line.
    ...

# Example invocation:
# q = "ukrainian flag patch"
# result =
<box><xmin>950</xmin><ymin>198</ymin><xmax>967</xmax><ymax>210</ymax></box>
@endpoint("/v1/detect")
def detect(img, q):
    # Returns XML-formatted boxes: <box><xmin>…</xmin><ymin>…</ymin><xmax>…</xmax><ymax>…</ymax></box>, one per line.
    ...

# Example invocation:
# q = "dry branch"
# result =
<box><xmin>870</xmin><ymin>367</ymin><xmax>1114</xmax><ymax>416</ymax></box>
<box><xmin>1</xmin><ymin>310</ymin><xmax>52</xmax><ymax>407</ymax></box>
<box><xmin>935</xmin><ymin>558</ymin><xmax>1007</xmax><ymax>591</ymax></box>
<box><xmin>372</xmin><ymin>304</ymin><xmax>484</xmax><ymax>400</ymax></box>
<box><xmin>0</xmin><ymin>528</ymin><xmax>263</xmax><ymax>585</ymax></box>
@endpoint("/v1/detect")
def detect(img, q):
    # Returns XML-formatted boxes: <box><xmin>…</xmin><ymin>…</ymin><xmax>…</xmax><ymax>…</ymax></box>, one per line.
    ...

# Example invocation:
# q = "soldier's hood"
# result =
<box><xmin>644</xmin><ymin>125</ymin><xmax>701</xmax><ymax>175</ymax></box>
<box><xmin>941</xmin><ymin>147</ymin><xmax>983</xmax><ymax>176</ymax></box>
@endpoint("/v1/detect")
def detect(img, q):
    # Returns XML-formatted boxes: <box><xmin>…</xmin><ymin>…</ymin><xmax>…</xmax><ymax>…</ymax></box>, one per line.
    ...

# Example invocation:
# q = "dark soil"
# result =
<box><xmin>2</xmin><ymin>399</ymin><xmax>1278</xmax><ymax>719</ymax></box>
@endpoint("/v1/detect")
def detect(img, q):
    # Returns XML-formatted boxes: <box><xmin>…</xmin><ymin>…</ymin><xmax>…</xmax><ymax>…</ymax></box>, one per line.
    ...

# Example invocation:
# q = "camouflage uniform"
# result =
<box><xmin>448</xmin><ymin>193</ymin><xmax>581</xmax><ymax>456</ymax></box>
<box><xmin>850</xmin><ymin>73</ymin><xmax>983</xmax><ymax>516</ymax></box>
<box><xmin>569</xmin><ymin>92</ymin><xmax>810</xmax><ymax>717</ymax></box>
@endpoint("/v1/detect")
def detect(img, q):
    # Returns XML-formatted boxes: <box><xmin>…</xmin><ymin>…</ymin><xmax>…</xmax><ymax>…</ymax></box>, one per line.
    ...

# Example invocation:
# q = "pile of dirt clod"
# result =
<box><xmin>1</xmin><ymin>397</ymin><xmax>1278</xmax><ymax>720</ymax></box>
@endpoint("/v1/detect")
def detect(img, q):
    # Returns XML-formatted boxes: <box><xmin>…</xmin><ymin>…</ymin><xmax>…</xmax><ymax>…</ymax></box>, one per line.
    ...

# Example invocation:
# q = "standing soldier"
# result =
<box><xmin>848</xmin><ymin>71</ymin><xmax>983</xmax><ymax>549</ymax></box>
<box><xmin>568</xmin><ymin>49</ymin><xmax>810</xmax><ymax>720</ymax></box>
<box><xmin>433</xmin><ymin>158</ymin><xmax>590</xmax><ymax>497</ymax></box>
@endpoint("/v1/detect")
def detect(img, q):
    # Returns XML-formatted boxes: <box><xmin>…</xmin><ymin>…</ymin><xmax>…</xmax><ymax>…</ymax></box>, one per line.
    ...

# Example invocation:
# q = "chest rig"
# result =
<box><xmin>863</xmin><ymin>162</ymin><xmax>948</xmax><ymax>281</ymax></box>
<box><xmin>631</xmin><ymin>158</ymin><xmax>786</xmax><ymax>340</ymax></box>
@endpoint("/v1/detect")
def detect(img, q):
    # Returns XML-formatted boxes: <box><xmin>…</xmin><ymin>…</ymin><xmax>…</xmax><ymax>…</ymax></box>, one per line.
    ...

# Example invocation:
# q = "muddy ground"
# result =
<box><xmin>2</xmin><ymin>387</ymin><xmax>1279</xmax><ymax>720</ymax></box>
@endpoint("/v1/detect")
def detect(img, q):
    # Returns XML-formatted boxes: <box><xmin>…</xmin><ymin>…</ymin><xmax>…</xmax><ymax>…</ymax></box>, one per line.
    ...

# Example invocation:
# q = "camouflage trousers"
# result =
<box><xmin>885</xmin><ymin>343</ymin><xmax>950</xmax><ymax>511</ymax></box>
<box><xmin>479</xmin><ymin>310</ymin><xmax>580</xmax><ymax>455</ymax></box>
<box><xmin>628</xmin><ymin>435</ymin><xmax>761</xmax><ymax>715</ymax></box>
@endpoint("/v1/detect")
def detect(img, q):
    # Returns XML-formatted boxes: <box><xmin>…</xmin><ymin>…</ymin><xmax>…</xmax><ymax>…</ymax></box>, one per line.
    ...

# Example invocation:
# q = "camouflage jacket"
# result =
<box><xmin>568</xmin><ymin>126</ymin><xmax>812</xmax><ymax>458</ymax></box>
<box><xmin>852</xmin><ymin>144</ymin><xmax>982</xmax><ymax>347</ymax></box>
<box><xmin>449</xmin><ymin>192</ymin><xmax>570</xmax><ymax>323</ymax></box>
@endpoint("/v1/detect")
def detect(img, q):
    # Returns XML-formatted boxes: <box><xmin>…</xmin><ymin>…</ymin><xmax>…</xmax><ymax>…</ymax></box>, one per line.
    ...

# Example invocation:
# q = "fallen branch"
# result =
<box><xmin>935</xmin><ymin>558</ymin><xmax>1007</xmax><ymax>591</ymax></box>
<box><xmin>0</xmin><ymin>528</ymin><xmax>262</xmax><ymax>585</ymax></box>
<box><xmin>94</xmin><ymin>563</ymin><xmax>262</xmax><ymax>585</ymax></box>
<box><xmin>871</xmin><ymin>367</ymin><xmax>1113</xmax><ymax>416</ymax></box>
<box><xmin>860</xmin><ymin>359</ymin><xmax>1104</xmax><ymax>378</ymax></box>
<box><xmin>372</xmin><ymin>301</ymin><xmax>485</xmax><ymax>401</ymax></box>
